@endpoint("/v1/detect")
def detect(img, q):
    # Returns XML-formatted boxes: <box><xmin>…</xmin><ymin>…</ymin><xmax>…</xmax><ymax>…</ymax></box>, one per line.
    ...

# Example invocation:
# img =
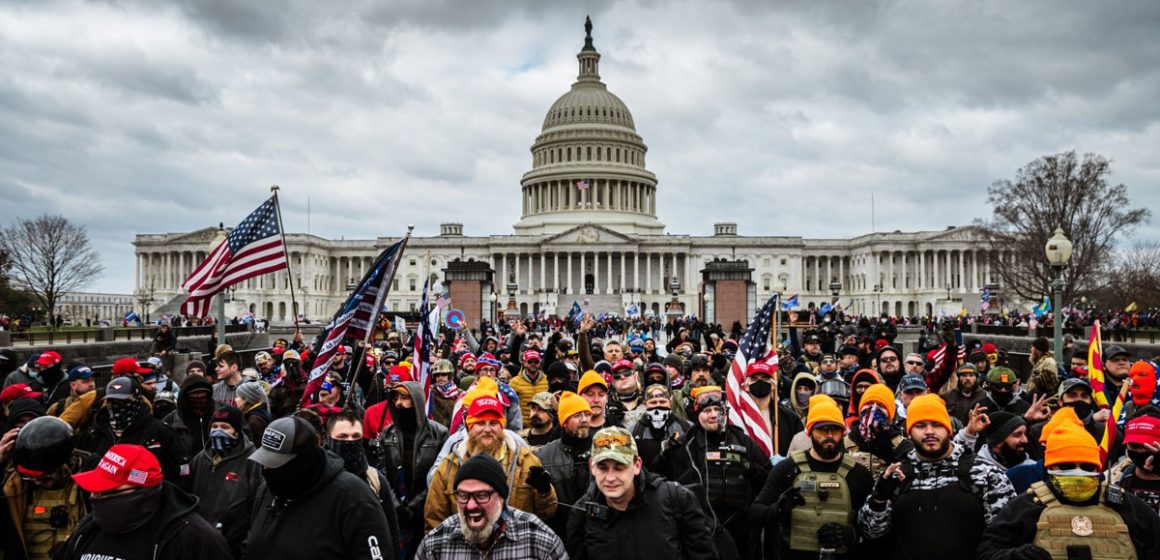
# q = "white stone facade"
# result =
<box><xmin>56</xmin><ymin>292</ymin><xmax>135</xmax><ymax>323</ymax></box>
<box><xmin>133</xmin><ymin>27</ymin><xmax>1011</xmax><ymax>324</ymax></box>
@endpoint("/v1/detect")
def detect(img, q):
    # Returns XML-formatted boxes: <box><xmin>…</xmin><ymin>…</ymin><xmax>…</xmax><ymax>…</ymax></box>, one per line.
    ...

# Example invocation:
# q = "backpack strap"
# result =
<box><xmin>837</xmin><ymin>452</ymin><xmax>857</xmax><ymax>478</ymax></box>
<box><xmin>1028</xmin><ymin>481</ymin><xmax>1058</xmax><ymax>507</ymax></box>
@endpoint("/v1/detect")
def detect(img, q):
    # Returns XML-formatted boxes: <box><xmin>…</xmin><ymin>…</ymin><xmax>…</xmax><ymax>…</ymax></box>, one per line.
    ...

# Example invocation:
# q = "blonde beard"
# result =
<box><xmin>466</xmin><ymin>433</ymin><xmax>505</xmax><ymax>459</ymax></box>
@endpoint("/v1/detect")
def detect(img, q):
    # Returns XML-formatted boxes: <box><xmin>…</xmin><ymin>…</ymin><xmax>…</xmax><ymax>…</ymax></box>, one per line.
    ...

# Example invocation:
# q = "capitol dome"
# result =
<box><xmin>513</xmin><ymin>18</ymin><xmax>664</xmax><ymax>236</ymax></box>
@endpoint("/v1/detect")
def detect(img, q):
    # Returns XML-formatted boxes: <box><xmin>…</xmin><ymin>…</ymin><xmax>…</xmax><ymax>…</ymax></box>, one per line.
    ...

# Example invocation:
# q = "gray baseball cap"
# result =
<box><xmin>249</xmin><ymin>416</ymin><xmax>319</xmax><ymax>469</ymax></box>
<box><xmin>103</xmin><ymin>377</ymin><xmax>140</xmax><ymax>401</ymax></box>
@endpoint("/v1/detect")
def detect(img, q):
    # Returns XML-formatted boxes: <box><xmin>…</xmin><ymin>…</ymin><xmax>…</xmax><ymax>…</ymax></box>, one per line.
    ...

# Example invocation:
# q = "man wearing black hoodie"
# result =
<box><xmin>326</xmin><ymin>410</ymin><xmax>400</xmax><ymax>557</ymax></box>
<box><xmin>376</xmin><ymin>380</ymin><xmax>448</xmax><ymax>559</ymax></box>
<box><xmin>58</xmin><ymin>443</ymin><xmax>230</xmax><ymax>559</ymax></box>
<box><xmin>189</xmin><ymin>405</ymin><xmax>263</xmax><ymax>559</ymax></box>
<box><xmin>248</xmin><ymin>416</ymin><xmax>394</xmax><ymax>560</ymax></box>
<box><xmin>164</xmin><ymin>375</ymin><xmax>216</xmax><ymax>459</ymax></box>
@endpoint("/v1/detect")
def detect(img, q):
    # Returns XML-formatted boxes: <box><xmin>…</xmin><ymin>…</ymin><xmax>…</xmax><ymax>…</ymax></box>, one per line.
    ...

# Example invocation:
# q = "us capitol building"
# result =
<box><xmin>134</xmin><ymin>22</ymin><xmax>1010</xmax><ymax>327</ymax></box>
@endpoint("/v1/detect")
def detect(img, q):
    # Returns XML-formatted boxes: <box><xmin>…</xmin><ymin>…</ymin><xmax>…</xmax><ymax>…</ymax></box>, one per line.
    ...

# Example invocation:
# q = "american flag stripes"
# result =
<box><xmin>576</xmin><ymin>179</ymin><xmax>590</xmax><ymax>191</ymax></box>
<box><xmin>435</xmin><ymin>291</ymin><xmax>451</xmax><ymax>310</ymax></box>
<box><xmin>302</xmin><ymin>237</ymin><xmax>408</xmax><ymax>405</ymax></box>
<box><xmin>726</xmin><ymin>294</ymin><xmax>780</xmax><ymax>458</ymax></box>
<box><xmin>413</xmin><ymin>280</ymin><xmax>436</xmax><ymax>416</ymax></box>
<box><xmin>180</xmin><ymin>197</ymin><xmax>287</xmax><ymax>318</ymax></box>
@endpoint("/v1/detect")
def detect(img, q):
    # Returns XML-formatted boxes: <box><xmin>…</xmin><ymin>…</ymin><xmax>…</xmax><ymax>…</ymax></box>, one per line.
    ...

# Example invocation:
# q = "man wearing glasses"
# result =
<box><xmin>416</xmin><ymin>453</ymin><xmax>565</xmax><ymax>559</ymax></box>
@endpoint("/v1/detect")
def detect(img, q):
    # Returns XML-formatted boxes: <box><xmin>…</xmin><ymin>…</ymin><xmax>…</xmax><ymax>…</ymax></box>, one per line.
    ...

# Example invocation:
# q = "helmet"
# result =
<box><xmin>12</xmin><ymin>416</ymin><xmax>75</xmax><ymax>477</ymax></box>
<box><xmin>819</xmin><ymin>378</ymin><xmax>851</xmax><ymax>404</ymax></box>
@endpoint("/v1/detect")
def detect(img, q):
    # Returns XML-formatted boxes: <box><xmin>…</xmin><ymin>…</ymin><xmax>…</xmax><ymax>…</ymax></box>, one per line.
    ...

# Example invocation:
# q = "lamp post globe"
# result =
<box><xmin>1044</xmin><ymin>228</ymin><xmax>1072</xmax><ymax>366</ymax></box>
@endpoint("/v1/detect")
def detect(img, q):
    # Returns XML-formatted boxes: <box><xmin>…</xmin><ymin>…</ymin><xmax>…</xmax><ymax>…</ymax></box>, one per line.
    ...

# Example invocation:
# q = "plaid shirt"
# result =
<box><xmin>415</xmin><ymin>507</ymin><xmax>568</xmax><ymax>559</ymax></box>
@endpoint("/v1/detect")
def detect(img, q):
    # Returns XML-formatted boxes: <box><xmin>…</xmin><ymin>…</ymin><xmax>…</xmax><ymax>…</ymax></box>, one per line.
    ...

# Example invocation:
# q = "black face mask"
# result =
<box><xmin>393</xmin><ymin>405</ymin><xmax>417</xmax><ymax>431</ymax></box>
<box><xmin>1128</xmin><ymin>449</ymin><xmax>1160</xmax><ymax>473</ymax></box>
<box><xmin>92</xmin><ymin>485</ymin><xmax>161</xmax><ymax>534</ymax></box>
<box><xmin>748</xmin><ymin>380</ymin><xmax>772</xmax><ymax>399</ymax></box>
<box><xmin>990</xmin><ymin>391</ymin><xmax>1014</xmax><ymax>407</ymax></box>
<box><xmin>263</xmin><ymin>447</ymin><xmax>326</xmax><ymax>500</ymax></box>
<box><xmin>1066</xmin><ymin>401</ymin><xmax>1093</xmax><ymax>420</ymax></box>
<box><xmin>327</xmin><ymin>439</ymin><xmax>369</xmax><ymax>475</ymax></box>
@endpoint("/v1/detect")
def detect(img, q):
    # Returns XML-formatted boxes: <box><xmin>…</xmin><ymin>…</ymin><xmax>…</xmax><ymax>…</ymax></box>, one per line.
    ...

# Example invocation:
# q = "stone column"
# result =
<box><xmin>633</xmin><ymin>252</ymin><xmax>640</xmax><ymax>291</ymax></box>
<box><xmin>619</xmin><ymin>252</ymin><xmax>625</xmax><ymax>293</ymax></box>
<box><xmin>500</xmin><ymin>254</ymin><xmax>507</xmax><ymax>289</ymax></box>
<box><xmin>567</xmin><ymin>252</ymin><xmax>574</xmax><ymax>294</ymax></box>
<box><xmin>554</xmin><ymin>252</ymin><xmax>560</xmax><ymax>291</ymax></box>
<box><xmin>957</xmin><ymin>251</ymin><xmax>965</xmax><ymax>291</ymax></box>
<box><xmin>580</xmin><ymin>252</ymin><xmax>586</xmax><ymax>293</ymax></box>
<box><xmin>606</xmin><ymin>252</ymin><xmax>613</xmax><ymax>294</ymax></box>
<box><xmin>943</xmin><ymin>251</ymin><xmax>950</xmax><ymax>289</ymax></box>
<box><xmin>646</xmin><ymin>252</ymin><xmax>652</xmax><ymax>294</ymax></box>
<box><xmin>515</xmin><ymin>253</ymin><xmax>522</xmax><ymax>294</ymax></box>
<box><xmin>539</xmin><ymin>253</ymin><xmax>545</xmax><ymax>294</ymax></box>
<box><xmin>971</xmin><ymin>250</ymin><xmax>978</xmax><ymax>292</ymax></box>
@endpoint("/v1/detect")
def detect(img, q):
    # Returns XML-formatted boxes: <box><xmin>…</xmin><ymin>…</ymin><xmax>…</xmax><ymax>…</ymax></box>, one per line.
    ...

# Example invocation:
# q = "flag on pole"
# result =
<box><xmin>568</xmin><ymin>301</ymin><xmax>583</xmax><ymax>324</ymax></box>
<box><xmin>124</xmin><ymin>311</ymin><xmax>140</xmax><ymax>324</ymax></box>
<box><xmin>1032</xmin><ymin>296</ymin><xmax>1051</xmax><ymax>318</ymax></box>
<box><xmin>1088</xmin><ymin>321</ymin><xmax>1109</xmax><ymax>409</ymax></box>
<box><xmin>576</xmin><ymin>179</ymin><xmax>590</xmax><ymax>191</ymax></box>
<box><xmin>819</xmin><ymin>302</ymin><xmax>833</xmax><ymax>316</ymax></box>
<box><xmin>180</xmin><ymin>197</ymin><xmax>287</xmax><ymax>318</ymax></box>
<box><xmin>1125</xmin><ymin>301</ymin><xmax>1138</xmax><ymax>313</ymax></box>
<box><xmin>781</xmin><ymin>295</ymin><xmax>799</xmax><ymax>310</ymax></box>
<box><xmin>435</xmin><ymin>291</ymin><xmax>451</xmax><ymax>310</ymax></box>
<box><xmin>302</xmin><ymin>238</ymin><xmax>407</xmax><ymax>405</ymax></box>
<box><xmin>727</xmin><ymin>294</ymin><xmax>780</xmax><ymax>458</ymax></box>
<box><xmin>413</xmin><ymin>279</ymin><xmax>436</xmax><ymax>405</ymax></box>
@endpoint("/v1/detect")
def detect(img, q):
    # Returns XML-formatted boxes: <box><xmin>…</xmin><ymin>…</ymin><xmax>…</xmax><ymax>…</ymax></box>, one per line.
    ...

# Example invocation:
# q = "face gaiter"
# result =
<box><xmin>92</xmin><ymin>485</ymin><xmax>162</xmax><ymax>534</ymax></box>
<box><xmin>108</xmin><ymin>400</ymin><xmax>143</xmax><ymax>434</ymax></box>
<box><xmin>262</xmin><ymin>447</ymin><xmax>326</xmax><ymax>500</ymax></box>
<box><xmin>327</xmin><ymin>439</ymin><xmax>369</xmax><ymax>475</ymax></box>
<box><xmin>209</xmin><ymin>428</ymin><xmax>239</xmax><ymax>456</ymax></box>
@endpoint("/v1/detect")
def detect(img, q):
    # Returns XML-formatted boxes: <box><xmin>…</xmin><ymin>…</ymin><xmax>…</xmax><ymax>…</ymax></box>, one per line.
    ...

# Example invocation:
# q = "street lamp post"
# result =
<box><xmin>489</xmin><ymin>292</ymin><xmax>499</xmax><ymax>324</ymax></box>
<box><xmin>1045</xmin><ymin>228</ymin><xmax>1074</xmax><ymax>366</ymax></box>
<box><xmin>210</xmin><ymin>225</ymin><xmax>227</xmax><ymax>344</ymax></box>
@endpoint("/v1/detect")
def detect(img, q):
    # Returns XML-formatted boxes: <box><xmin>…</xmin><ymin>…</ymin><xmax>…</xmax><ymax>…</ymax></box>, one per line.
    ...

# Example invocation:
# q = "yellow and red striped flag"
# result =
<box><xmin>1087</xmin><ymin>321</ymin><xmax>1109</xmax><ymax>409</ymax></box>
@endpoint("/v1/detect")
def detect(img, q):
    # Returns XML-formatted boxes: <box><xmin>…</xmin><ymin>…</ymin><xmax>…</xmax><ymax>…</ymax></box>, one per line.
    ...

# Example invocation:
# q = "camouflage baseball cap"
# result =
<box><xmin>529</xmin><ymin>391</ymin><xmax>558</xmax><ymax>412</ymax></box>
<box><xmin>591</xmin><ymin>426</ymin><xmax>638</xmax><ymax>465</ymax></box>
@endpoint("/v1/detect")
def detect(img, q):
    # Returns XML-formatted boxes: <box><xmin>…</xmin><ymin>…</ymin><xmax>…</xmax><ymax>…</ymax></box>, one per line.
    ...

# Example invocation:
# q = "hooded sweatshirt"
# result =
<box><xmin>786</xmin><ymin>372</ymin><xmax>817</xmax><ymax>417</ymax></box>
<box><xmin>164</xmin><ymin>376</ymin><xmax>216</xmax><ymax>457</ymax></box>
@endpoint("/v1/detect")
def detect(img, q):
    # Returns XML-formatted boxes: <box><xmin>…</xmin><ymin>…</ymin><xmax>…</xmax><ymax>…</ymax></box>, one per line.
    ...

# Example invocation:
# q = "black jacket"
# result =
<box><xmin>567</xmin><ymin>471</ymin><xmax>718</xmax><ymax>560</ymax></box>
<box><xmin>534</xmin><ymin>434</ymin><xmax>593</xmax><ymax>538</ymax></box>
<box><xmin>57</xmin><ymin>481</ymin><xmax>231</xmax><ymax>560</ymax></box>
<box><xmin>664</xmin><ymin>424</ymin><xmax>770</xmax><ymax>515</ymax></box>
<box><xmin>75</xmin><ymin>405</ymin><xmax>191</xmax><ymax>492</ymax></box>
<box><xmin>374</xmin><ymin>380</ymin><xmax>448</xmax><ymax>527</ymax></box>
<box><xmin>977</xmin><ymin>488</ymin><xmax>1160</xmax><ymax>560</ymax></box>
<box><xmin>163</xmin><ymin>376</ymin><xmax>216</xmax><ymax>458</ymax></box>
<box><xmin>189</xmin><ymin>441</ymin><xmax>263</xmax><ymax>558</ymax></box>
<box><xmin>247</xmin><ymin>453</ymin><xmax>395</xmax><ymax>560</ymax></box>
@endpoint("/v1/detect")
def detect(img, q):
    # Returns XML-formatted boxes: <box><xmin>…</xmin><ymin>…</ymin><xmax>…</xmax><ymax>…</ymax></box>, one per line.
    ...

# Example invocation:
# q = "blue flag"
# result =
<box><xmin>819</xmin><ymin>302</ymin><xmax>833</xmax><ymax>316</ymax></box>
<box><xmin>124</xmin><ymin>311</ymin><xmax>140</xmax><ymax>323</ymax></box>
<box><xmin>782</xmin><ymin>294</ymin><xmax>799</xmax><ymax>310</ymax></box>
<box><xmin>1032</xmin><ymin>296</ymin><xmax>1051</xmax><ymax>317</ymax></box>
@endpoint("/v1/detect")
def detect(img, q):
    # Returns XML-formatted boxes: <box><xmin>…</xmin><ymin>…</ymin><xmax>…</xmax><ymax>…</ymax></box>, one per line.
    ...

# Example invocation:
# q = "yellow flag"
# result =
<box><xmin>1125</xmin><ymin>301</ymin><xmax>1137</xmax><ymax>313</ymax></box>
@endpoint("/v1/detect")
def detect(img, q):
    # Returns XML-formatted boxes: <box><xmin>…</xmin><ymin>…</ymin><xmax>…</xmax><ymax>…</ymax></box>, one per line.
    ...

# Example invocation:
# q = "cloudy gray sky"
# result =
<box><xmin>2</xmin><ymin>0</ymin><xmax>1158</xmax><ymax>294</ymax></box>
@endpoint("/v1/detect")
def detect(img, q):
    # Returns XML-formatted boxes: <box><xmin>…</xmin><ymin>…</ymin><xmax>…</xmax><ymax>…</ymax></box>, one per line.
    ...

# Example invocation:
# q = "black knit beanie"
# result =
<box><xmin>983</xmin><ymin>411</ymin><xmax>1026</xmax><ymax>446</ymax></box>
<box><xmin>454</xmin><ymin>453</ymin><xmax>509</xmax><ymax>498</ymax></box>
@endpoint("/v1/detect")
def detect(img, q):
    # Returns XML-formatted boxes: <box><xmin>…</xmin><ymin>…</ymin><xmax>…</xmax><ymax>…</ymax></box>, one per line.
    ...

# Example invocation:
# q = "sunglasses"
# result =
<box><xmin>905</xmin><ymin>360</ymin><xmax>924</xmax><ymax>366</ymax></box>
<box><xmin>525</xmin><ymin>360</ymin><xmax>541</xmax><ymax>365</ymax></box>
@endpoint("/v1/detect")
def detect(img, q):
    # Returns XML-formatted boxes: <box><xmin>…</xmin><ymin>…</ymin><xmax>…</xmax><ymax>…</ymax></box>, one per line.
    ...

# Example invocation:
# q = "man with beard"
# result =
<box><xmin>962</xmin><ymin>409</ymin><xmax>1037</xmax><ymax>472</ymax></box>
<box><xmin>578</xmin><ymin>370</ymin><xmax>612</xmax><ymax>430</ymax></box>
<box><xmin>875</xmin><ymin>345</ymin><xmax>904</xmax><ymax>391</ymax></box>
<box><xmin>1102</xmin><ymin>345</ymin><xmax>1133</xmax><ymax>406</ymax></box>
<box><xmin>944</xmin><ymin>363</ymin><xmax>988</xmax><ymax>425</ymax></box>
<box><xmin>567</xmin><ymin>426</ymin><xmax>718</xmax><ymax>560</ymax></box>
<box><xmin>750</xmin><ymin>395</ymin><xmax>873</xmax><ymax>559</ymax></box>
<box><xmin>1</xmin><ymin>416</ymin><xmax>90</xmax><ymax>560</ymax></box>
<box><xmin>1026</xmin><ymin>337</ymin><xmax>1060</xmax><ymax>399</ymax></box>
<box><xmin>518</xmin><ymin>391</ymin><xmax>560</xmax><ymax>450</ymax></box>
<box><xmin>859</xmin><ymin>394</ymin><xmax>1016</xmax><ymax>560</ymax></box>
<box><xmin>534</xmin><ymin>391</ymin><xmax>594</xmax><ymax>538</ymax></box>
<box><xmin>377</xmin><ymin>379</ymin><xmax>449</xmax><ymax>559</ymax></box>
<box><xmin>424</xmin><ymin>393</ymin><xmax>557</xmax><ymax>532</ymax></box>
<box><xmin>633</xmin><ymin>382</ymin><xmax>692</xmax><ymax>476</ymax></box>
<box><xmin>189</xmin><ymin>406</ymin><xmax>263</xmax><ymax>558</ymax></box>
<box><xmin>977</xmin><ymin>418</ymin><xmax>1160</xmax><ymax>560</ymax></box>
<box><xmin>837</xmin><ymin>346</ymin><xmax>861</xmax><ymax>379</ymax></box>
<box><xmin>362</xmin><ymin>366</ymin><xmax>414</xmax><ymax>439</ymax></box>
<box><xmin>325</xmin><ymin>410</ymin><xmax>401</xmax><ymax>554</ymax></box>
<box><xmin>666</xmin><ymin>385</ymin><xmax>770</xmax><ymax>560</ymax></box>
<box><xmin>416</xmin><ymin>453</ymin><xmax>566</xmax><ymax>559</ymax></box>
<box><xmin>247</xmin><ymin>417</ymin><xmax>394</xmax><ymax>560</ymax></box>
<box><xmin>75</xmin><ymin>376</ymin><xmax>191</xmax><ymax>490</ymax></box>
<box><xmin>1026</xmin><ymin>378</ymin><xmax>1104</xmax><ymax>459</ymax></box>
<box><xmin>47</xmin><ymin>364</ymin><xmax>96</xmax><ymax>419</ymax></box>
<box><xmin>57</xmin><ymin>444</ymin><xmax>230</xmax><ymax>559</ymax></box>
<box><xmin>605</xmin><ymin>359</ymin><xmax>644</xmax><ymax>429</ymax></box>
<box><xmin>843</xmin><ymin>383</ymin><xmax>911</xmax><ymax>479</ymax></box>
<box><xmin>675</xmin><ymin>354</ymin><xmax>713</xmax><ymax>418</ymax></box>
<box><xmin>744</xmin><ymin>362</ymin><xmax>803</xmax><ymax>457</ymax></box>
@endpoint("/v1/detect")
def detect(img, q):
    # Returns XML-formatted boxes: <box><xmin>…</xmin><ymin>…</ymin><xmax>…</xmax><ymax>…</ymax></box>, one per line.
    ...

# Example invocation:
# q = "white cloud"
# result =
<box><xmin>0</xmin><ymin>0</ymin><xmax>1157</xmax><ymax>293</ymax></box>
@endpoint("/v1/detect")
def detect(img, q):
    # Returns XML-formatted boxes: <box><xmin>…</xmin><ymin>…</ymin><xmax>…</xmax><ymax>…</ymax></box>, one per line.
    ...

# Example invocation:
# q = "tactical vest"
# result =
<box><xmin>701</xmin><ymin>439</ymin><xmax>752</xmax><ymax>511</ymax></box>
<box><xmin>1028</xmin><ymin>481</ymin><xmax>1137</xmax><ymax>560</ymax></box>
<box><xmin>842</xmin><ymin>434</ymin><xmax>904</xmax><ymax>479</ymax></box>
<box><xmin>782</xmin><ymin>451</ymin><xmax>857</xmax><ymax>553</ymax></box>
<box><xmin>23</xmin><ymin>484</ymin><xmax>83</xmax><ymax>560</ymax></box>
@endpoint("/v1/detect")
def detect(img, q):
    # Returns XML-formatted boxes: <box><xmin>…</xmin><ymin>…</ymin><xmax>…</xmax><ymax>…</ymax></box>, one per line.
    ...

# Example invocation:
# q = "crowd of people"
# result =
<box><xmin>0</xmin><ymin>306</ymin><xmax>1159</xmax><ymax>559</ymax></box>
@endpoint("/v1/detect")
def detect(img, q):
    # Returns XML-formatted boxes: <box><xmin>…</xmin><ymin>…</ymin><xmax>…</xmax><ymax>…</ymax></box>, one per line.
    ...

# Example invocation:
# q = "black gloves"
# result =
<box><xmin>660</xmin><ymin>431</ymin><xmax>683</xmax><ymax>455</ymax></box>
<box><xmin>940</xmin><ymin>321</ymin><xmax>956</xmax><ymax>344</ymax></box>
<box><xmin>1010</xmin><ymin>544</ymin><xmax>1053</xmax><ymax>560</ymax></box>
<box><xmin>871</xmin><ymin>471</ymin><xmax>903</xmax><ymax>503</ymax></box>
<box><xmin>527</xmin><ymin>466</ymin><xmax>553</xmax><ymax>494</ymax></box>
<box><xmin>773</xmin><ymin>486</ymin><xmax>805</xmax><ymax>524</ymax></box>
<box><xmin>816</xmin><ymin>522</ymin><xmax>855</xmax><ymax>549</ymax></box>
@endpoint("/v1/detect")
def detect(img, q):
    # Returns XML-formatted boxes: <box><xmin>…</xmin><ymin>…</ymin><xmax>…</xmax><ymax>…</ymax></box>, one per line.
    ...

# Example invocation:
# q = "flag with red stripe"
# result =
<box><xmin>726</xmin><ymin>294</ymin><xmax>780</xmax><ymax>458</ymax></box>
<box><xmin>180</xmin><ymin>197</ymin><xmax>287</xmax><ymax>317</ymax></box>
<box><xmin>301</xmin><ymin>238</ymin><xmax>408</xmax><ymax>406</ymax></box>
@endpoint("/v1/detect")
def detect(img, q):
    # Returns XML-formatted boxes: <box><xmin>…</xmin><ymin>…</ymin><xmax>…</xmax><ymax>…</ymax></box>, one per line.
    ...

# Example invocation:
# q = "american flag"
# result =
<box><xmin>727</xmin><ymin>294</ymin><xmax>780</xmax><ymax>458</ymax></box>
<box><xmin>301</xmin><ymin>238</ymin><xmax>408</xmax><ymax>405</ymax></box>
<box><xmin>180</xmin><ymin>197</ymin><xmax>287</xmax><ymax>318</ymax></box>
<box><xmin>435</xmin><ymin>291</ymin><xmax>451</xmax><ymax>310</ymax></box>
<box><xmin>576</xmin><ymin>179</ymin><xmax>590</xmax><ymax>191</ymax></box>
<box><xmin>413</xmin><ymin>279</ymin><xmax>436</xmax><ymax>415</ymax></box>
<box><xmin>930</xmin><ymin>328</ymin><xmax>967</xmax><ymax>370</ymax></box>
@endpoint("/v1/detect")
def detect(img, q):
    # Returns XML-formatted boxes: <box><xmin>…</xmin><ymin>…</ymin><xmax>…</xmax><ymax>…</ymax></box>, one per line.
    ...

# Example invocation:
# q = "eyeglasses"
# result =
<box><xmin>454</xmin><ymin>490</ymin><xmax>496</xmax><ymax>504</ymax></box>
<box><xmin>880</xmin><ymin>356</ymin><xmax>899</xmax><ymax>363</ymax></box>
<box><xmin>525</xmin><ymin>360</ymin><xmax>541</xmax><ymax>365</ymax></box>
<box><xmin>905</xmin><ymin>361</ymin><xmax>924</xmax><ymax>366</ymax></box>
<box><xmin>612</xmin><ymin>371</ymin><xmax>634</xmax><ymax>380</ymax></box>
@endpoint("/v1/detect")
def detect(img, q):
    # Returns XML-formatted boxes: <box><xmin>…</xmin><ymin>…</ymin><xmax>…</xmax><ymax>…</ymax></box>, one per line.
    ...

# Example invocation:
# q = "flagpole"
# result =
<box><xmin>772</xmin><ymin>293</ymin><xmax>780</xmax><ymax>457</ymax></box>
<box><xmin>270</xmin><ymin>185</ymin><xmax>301</xmax><ymax>332</ymax></box>
<box><xmin>345</xmin><ymin>226</ymin><xmax>413</xmax><ymax>409</ymax></box>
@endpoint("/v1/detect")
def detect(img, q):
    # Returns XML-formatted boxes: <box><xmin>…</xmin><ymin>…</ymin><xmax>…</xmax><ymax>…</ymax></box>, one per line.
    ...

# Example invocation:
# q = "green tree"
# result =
<box><xmin>976</xmin><ymin>151</ymin><xmax>1150</xmax><ymax>305</ymax></box>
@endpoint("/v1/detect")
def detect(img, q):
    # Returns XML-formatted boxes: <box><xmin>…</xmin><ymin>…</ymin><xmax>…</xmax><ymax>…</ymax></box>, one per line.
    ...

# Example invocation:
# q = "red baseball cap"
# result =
<box><xmin>387</xmin><ymin>365</ymin><xmax>413</xmax><ymax>384</ymax></box>
<box><xmin>746</xmin><ymin>362</ymin><xmax>776</xmax><ymax>378</ymax></box>
<box><xmin>1124</xmin><ymin>416</ymin><xmax>1160</xmax><ymax>446</ymax></box>
<box><xmin>523</xmin><ymin>350</ymin><xmax>542</xmax><ymax>363</ymax></box>
<box><xmin>611</xmin><ymin>359</ymin><xmax>633</xmax><ymax>373</ymax></box>
<box><xmin>72</xmin><ymin>444</ymin><xmax>163</xmax><ymax>493</ymax></box>
<box><xmin>112</xmin><ymin>357</ymin><xmax>151</xmax><ymax>376</ymax></box>
<box><xmin>35</xmin><ymin>351</ymin><xmax>62</xmax><ymax>368</ymax></box>
<box><xmin>0</xmin><ymin>384</ymin><xmax>43</xmax><ymax>405</ymax></box>
<box><xmin>466</xmin><ymin>395</ymin><xmax>505</xmax><ymax>428</ymax></box>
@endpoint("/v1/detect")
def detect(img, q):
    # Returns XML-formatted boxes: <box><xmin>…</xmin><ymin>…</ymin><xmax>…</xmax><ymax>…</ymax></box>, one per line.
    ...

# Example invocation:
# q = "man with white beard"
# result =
<box><xmin>415</xmin><ymin>453</ymin><xmax>567</xmax><ymax>559</ymax></box>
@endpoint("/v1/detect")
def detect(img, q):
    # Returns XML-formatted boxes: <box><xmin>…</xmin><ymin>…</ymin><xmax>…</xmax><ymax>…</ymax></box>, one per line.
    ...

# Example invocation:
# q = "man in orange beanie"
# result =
<box><xmin>978</xmin><ymin>421</ymin><xmax>1160</xmax><ymax>559</ymax></box>
<box><xmin>424</xmin><ymin>394</ymin><xmax>557</xmax><ymax>532</ymax></box>
<box><xmin>752</xmin><ymin>395</ymin><xmax>874</xmax><ymax>559</ymax></box>
<box><xmin>533</xmin><ymin>391</ymin><xmax>594</xmax><ymax>539</ymax></box>
<box><xmin>843</xmin><ymin>382</ymin><xmax>911</xmax><ymax>479</ymax></box>
<box><xmin>859</xmin><ymin>393</ymin><xmax>1016</xmax><ymax>560</ymax></box>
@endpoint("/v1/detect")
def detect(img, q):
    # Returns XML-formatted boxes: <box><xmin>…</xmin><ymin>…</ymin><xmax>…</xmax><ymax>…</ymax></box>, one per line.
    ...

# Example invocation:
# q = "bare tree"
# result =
<box><xmin>1091</xmin><ymin>241</ymin><xmax>1160</xmax><ymax>310</ymax></box>
<box><xmin>975</xmin><ymin>151</ymin><xmax>1150</xmax><ymax>305</ymax></box>
<box><xmin>0</xmin><ymin>215</ymin><xmax>104</xmax><ymax>327</ymax></box>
